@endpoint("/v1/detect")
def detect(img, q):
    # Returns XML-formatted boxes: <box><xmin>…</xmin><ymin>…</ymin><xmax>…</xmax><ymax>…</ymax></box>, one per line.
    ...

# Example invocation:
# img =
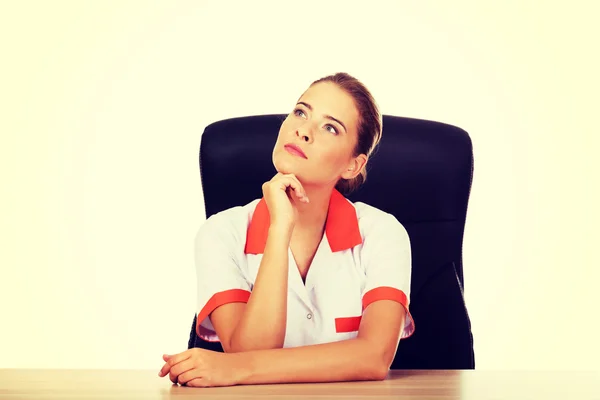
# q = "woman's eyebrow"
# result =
<box><xmin>296</xmin><ymin>101</ymin><xmax>347</xmax><ymax>133</ymax></box>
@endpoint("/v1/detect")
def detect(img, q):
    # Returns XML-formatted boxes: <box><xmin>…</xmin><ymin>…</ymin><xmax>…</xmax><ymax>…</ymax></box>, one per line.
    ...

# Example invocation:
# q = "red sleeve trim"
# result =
<box><xmin>195</xmin><ymin>289</ymin><xmax>251</xmax><ymax>338</ymax></box>
<box><xmin>362</xmin><ymin>286</ymin><xmax>408</xmax><ymax>310</ymax></box>
<box><xmin>362</xmin><ymin>286</ymin><xmax>415</xmax><ymax>339</ymax></box>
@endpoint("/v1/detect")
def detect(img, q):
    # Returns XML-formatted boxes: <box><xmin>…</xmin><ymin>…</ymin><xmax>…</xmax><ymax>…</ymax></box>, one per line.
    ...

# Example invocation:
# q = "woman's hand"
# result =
<box><xmin>158</xmin><ymin>348</ymin><xmax>248</xmax><ymax>387</ymax></box>
<box><xmin>262</xmin><ymin>173</ymin><xmax>309</xmax><ymax>229</ymax></box>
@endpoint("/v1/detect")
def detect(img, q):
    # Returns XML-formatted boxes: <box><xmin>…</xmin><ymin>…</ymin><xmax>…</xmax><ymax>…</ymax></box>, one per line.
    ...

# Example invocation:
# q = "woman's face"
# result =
<box><xmin>272</xmin><ymin>81</ymin><xmax>365</xmax><ymax>188</ymax></box>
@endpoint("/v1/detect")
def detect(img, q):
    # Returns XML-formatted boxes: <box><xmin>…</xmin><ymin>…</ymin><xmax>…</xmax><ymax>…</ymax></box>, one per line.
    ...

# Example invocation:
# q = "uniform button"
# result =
<box><xmin>307</xmin><ymin>313</ymin><xmax>313</xmax><ymax>320</ymax></box>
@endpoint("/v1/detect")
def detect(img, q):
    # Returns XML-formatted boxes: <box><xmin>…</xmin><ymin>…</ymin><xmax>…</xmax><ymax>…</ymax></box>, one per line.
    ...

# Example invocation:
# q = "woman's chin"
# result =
<box><xmin>274</xmin><ymin>159</ymin><xmax>299</xmax><ymax>176</ymax></box>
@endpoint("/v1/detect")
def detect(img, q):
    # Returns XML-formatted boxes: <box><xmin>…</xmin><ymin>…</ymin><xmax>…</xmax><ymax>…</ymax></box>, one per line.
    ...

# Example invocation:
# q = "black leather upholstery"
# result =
<box><xmin>188</xmin><ymin>114</ymin><xmax>475</xmax><ymax>369</ymax></box>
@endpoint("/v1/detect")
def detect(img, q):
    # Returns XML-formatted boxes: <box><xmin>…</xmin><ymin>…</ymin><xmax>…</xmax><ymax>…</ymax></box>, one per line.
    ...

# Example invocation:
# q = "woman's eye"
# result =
<box><xmin>294</xmin><ymin>109</ymin><xmax>306</xmax><ymax>118</ymax></box>
<box><xmin>325</xmin><ymin>124</ymin><xmax>338</xmax><ymax>134</ymax></box>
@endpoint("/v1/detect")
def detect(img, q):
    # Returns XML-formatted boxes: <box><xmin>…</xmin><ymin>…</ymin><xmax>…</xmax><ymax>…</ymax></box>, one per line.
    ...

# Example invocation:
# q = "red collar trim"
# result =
<box><xmin>244</xmin><ymin>189</ymin><xmax>362</xmax><ymax>254</ymax></box>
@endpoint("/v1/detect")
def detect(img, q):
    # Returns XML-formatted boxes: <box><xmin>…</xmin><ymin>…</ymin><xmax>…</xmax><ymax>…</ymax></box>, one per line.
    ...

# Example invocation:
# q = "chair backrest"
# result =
<box><xmin>188</xmin><ymin>114</ymin><xmax>475</xmax><ymax>369</ymax></box>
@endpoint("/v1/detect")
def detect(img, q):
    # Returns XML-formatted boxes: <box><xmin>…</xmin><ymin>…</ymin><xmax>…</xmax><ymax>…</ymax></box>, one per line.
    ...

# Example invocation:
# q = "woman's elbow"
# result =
<box><xmin>358</xmin><ymin>347</ymin><xmax>391</xmax><ymax>381</ymax></box>
<box><xmin>356</xmin><ymin>362</ymin><xmax>388</xmax><ymax>381</ymax></box>
<box><xmin>365</xmin><ymin>360</ymin><xmax>390</xmax><ymax>381</ymax></box>
<box><xmin>370</xmin><ymin>346</ymin><xmax>394</xmax><ymax>380</ymax></box>
<box><xmin>373</xmin><ymin>365</ymin><xmax>390</xmax><ymax>381</ymax></box>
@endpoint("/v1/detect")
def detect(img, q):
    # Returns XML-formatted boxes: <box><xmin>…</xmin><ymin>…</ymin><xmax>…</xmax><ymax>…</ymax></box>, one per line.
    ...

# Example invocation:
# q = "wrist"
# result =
<box><xmin>232</xmin><ymin>351</ymin><xmax>255</xmax><ymax>385</ymax></box>
<box><xmin>268</xmin><ymin>222</ymin><xmax>294</xmax><ymax>238</ymax></box>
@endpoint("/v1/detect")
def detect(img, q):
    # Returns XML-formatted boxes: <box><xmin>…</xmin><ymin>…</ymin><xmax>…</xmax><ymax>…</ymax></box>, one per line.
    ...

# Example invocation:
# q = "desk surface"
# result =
<box><xmin>0</xmin><ymin>369</ymin><xmax>598</xmax><ymax>399</ymax></box>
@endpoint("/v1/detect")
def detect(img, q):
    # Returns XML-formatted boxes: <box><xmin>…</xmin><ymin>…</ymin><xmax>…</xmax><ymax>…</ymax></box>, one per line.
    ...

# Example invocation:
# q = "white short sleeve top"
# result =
<box><xmin>194</xmin><ymin>189</ymin><xmax>415</xmax><ymax>347</ymax></box>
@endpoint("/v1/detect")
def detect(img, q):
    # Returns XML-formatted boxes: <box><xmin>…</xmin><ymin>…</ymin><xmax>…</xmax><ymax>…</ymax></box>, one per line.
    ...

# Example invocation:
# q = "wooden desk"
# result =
<box><xmin>0</xmin><ymin>369</ymin><xmax>598</xmax><ymax>399</ymax></box>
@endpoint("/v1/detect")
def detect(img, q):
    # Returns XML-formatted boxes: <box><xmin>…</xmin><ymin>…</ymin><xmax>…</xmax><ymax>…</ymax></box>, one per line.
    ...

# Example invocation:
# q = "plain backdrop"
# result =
<box><xmin>1</xmin><ymin>1</ymin><xmax>599</xmax><ymax>371</ymax></box>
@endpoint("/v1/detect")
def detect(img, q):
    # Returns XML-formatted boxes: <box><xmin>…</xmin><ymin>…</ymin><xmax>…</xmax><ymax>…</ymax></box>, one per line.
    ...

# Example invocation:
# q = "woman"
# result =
<box><xmin>158</xmin><ymin>72</ymin><xmax>415</xmax><ymax>387</ymax></box>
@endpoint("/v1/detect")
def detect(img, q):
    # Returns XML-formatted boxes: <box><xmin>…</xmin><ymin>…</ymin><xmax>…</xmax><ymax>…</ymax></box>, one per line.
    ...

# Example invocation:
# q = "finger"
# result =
<box><xmin>170</xmin><ymin>359</ymin><xmax>196</xmax><ymax>384</ymax></box>
<box><xmin>159</xmin><ymin>361</ymin><xmax>171</xmax><ymax>377</ymax></box>
<box><xmin>270</xmin><ymin>172</ymin><xmax>305</xmax><ymax>197</ymax></box>
<box><xmin>285</xmin><ymin>175</ymin><xmax>305</xmax><ymax>197</ymax></box>
<box><xmin>158</xmin><ymin>351</ymin><xmax>191</xmax><ymax>377</ymax></box>
<box><xmin>158</xmin><ymin>362</ymin><xmax>168</xmax><ymax>377</ymax></box>
<box><xmin>279</xmin><ymin>175</ymin><xmax>308</xmax><ymax>202</ymax></box>
<box><xmin>186</xmin><ymin>378</ymin><xmax>208</xmax><ymax>388</ymax></box>
<box><xmin>285</xmin><ymin>174</ymin><xmax>308</xmax><ymax>199</ymax></box>
<box><xmin>177</xmin><ymin>366</ymin><xmax>204</xmax><ymax>386</ymax></box>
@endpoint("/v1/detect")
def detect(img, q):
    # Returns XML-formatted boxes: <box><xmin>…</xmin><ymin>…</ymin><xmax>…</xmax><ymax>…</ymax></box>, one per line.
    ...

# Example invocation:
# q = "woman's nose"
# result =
<box><xmin>296</xmin><ymin>122</ymin><xmax>314</xmax><ymax>142</ymax></box>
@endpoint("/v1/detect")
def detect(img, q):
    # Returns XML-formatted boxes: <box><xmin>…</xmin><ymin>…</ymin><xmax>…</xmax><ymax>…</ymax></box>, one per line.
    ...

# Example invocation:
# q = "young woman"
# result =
<box><xmin>159</xmin><ymin>72</ymin><xmax>415</xmax><ymax>387</ymax></box>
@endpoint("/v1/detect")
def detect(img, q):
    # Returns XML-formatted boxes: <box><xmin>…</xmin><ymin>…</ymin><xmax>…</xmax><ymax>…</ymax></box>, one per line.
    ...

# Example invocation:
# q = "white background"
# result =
<box><xmin>1</xmin><ymin>1</ymin><xmax>599</xmax><ymax>370</ymax></box>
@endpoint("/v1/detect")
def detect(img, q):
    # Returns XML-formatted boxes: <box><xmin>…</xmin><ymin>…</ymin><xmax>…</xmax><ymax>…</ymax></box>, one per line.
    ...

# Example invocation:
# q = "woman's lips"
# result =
<box><xmin>284</xmin><ymin>144</ymin><xmax>307</xmax><ymax>159</ymax></box>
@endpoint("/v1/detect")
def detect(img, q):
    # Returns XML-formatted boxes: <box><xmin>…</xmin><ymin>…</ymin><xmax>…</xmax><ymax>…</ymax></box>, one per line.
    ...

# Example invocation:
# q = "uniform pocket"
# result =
<box><xmin>335</xmin><ymin>316</ymin><xmax>362</xmax><ymax>333</ymax></box>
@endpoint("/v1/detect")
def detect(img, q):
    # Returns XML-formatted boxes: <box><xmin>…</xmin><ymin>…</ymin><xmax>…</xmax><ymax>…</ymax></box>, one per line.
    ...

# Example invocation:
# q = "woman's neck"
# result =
<box><xmin>290</xmin><ymin>185</ymin><xmax>333</xmax><ymax>233</ymax></box>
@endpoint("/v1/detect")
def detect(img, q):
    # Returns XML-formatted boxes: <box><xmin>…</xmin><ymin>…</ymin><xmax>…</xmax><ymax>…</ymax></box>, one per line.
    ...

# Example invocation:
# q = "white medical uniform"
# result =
<box><xmin>194</xmin><ymin>189</ymin><xmax>415</xmax><ymax>347</ymax></box>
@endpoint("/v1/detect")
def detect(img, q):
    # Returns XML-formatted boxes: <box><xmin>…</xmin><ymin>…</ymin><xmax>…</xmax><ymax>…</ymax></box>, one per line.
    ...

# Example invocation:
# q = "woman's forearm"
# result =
<box><xmin>238</xmin><ymin>338</ymin><xmax>388</xmax><ymax>385</ymax></box>
<box><xmin>229</xmin><ymin>225</ymin><xmax>292</xmax><ymax>352</ymax></box>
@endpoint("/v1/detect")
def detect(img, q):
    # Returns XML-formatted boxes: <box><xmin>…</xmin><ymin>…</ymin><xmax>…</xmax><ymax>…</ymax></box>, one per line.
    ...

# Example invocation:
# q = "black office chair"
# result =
<box><xmin>187</xmin><ymin>114</ymin><xmax>475</xmax><ymax>369</ymax></box>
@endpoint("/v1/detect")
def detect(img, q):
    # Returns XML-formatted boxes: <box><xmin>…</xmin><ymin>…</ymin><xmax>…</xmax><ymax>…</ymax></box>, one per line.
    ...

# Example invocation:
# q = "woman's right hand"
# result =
<box><xmin>262</xmin><ymin>173</ymin><xmax>309</xmax><ymax>229</ymax></box>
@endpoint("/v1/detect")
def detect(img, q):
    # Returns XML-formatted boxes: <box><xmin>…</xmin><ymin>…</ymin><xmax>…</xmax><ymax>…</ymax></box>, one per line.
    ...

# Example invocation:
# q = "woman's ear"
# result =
<box><xmin>341</xmin><ymin>154</ymin><xmax>368</xmax><ymax>180</ymax></box>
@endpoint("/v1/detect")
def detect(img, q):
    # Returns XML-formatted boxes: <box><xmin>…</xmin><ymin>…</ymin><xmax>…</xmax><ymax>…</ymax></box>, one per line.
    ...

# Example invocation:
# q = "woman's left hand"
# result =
<box><xmin>158</xmin><ymin>348</ymin><xmax>247</xmax><ymax>387</ymax></box>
